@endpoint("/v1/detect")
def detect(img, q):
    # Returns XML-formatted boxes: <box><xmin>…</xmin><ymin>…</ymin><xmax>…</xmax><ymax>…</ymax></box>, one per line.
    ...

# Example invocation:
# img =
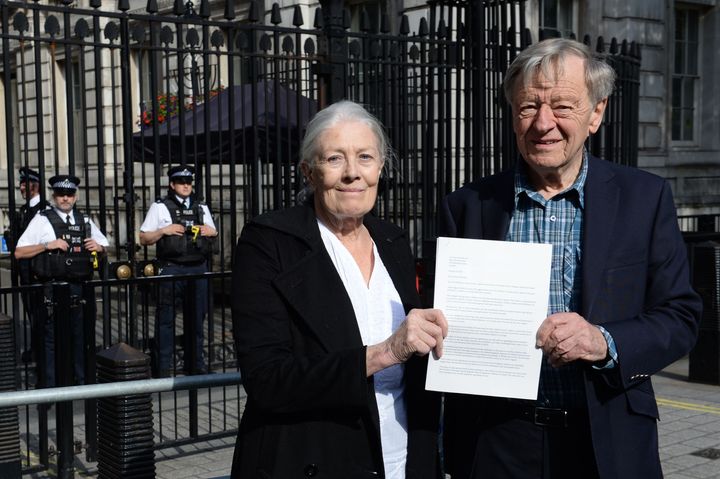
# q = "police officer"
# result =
<box><xmin>139</xmin><ymin>165</ymin><xmax>217</xmax><ymax>377</ymax></box>
<box><xmin>3</xmin><ymin>167</ymin><xmax>50</xmax><ymax>363</ymax></box>
<box><xmin>15</xmin><ymin>174</ymin><xmax>109</xmax><ymax>387</ymax></box>
<box><xmin>4</xmin><ymin>167</ymin><xmax>49</xmax><ymax>256</ymax></box>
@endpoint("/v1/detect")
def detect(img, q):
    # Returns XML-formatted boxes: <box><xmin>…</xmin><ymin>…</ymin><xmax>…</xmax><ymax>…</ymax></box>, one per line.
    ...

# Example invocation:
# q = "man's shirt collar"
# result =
<box><xmin>514</xmin><ymin>151</ymin><xmax>588</xmax><ymax>208</ymax></box>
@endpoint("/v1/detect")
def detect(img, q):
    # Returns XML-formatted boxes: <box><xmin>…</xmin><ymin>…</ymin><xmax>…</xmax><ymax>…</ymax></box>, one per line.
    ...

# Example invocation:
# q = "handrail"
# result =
<box><xmin>0</xmin><ymin>372</ymin><xmax>242</xmax><ymax>408</ymax></box>
<box><xmin>0</xmin><ymin>270</ymin><xmax>232</xmax><ymax>295</ymax></box>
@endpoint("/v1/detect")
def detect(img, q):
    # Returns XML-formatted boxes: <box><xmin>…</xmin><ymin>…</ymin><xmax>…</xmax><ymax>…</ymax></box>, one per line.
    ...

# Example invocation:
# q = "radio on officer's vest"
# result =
<box><xmin>85</xmin><ymin>217</ymin><xmax>99</xmax><ymax>270</ymax></box>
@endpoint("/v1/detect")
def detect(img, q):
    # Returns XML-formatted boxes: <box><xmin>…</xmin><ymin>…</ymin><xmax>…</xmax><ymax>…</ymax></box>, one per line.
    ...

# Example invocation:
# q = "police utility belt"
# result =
<box><xmin>32</xmin><ymin>210</ymin><xmax>95</xmax><ymax>281</ymax></box>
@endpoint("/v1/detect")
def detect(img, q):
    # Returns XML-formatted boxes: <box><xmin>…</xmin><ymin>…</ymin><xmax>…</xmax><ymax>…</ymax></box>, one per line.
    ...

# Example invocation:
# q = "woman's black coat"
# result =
<box><xmin>231</xmin><ymin>204</ymin><xmax>441</xmax><ymax>478</ymax></box>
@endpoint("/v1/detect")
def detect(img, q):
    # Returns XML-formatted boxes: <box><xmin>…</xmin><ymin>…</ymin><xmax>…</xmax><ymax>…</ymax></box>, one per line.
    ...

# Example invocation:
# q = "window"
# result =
<box><xmin>138</xmin><ymin>49</ymin><xmax>163</xmax><ymax>105</ymax></box>
<box><xmin>232</xmin><ymin>32</ymin><xmax>255</xmax><ymax>86</ymax></box>
<box><xmin>349</xmin><ymin>1</ymin><xmax>382</xmax><ymax>33</ymax></box>
<box><xmin>71</xmin><ymin>61</ymin><xmax>83</xmax><ymax>110</ymax></box>
<box><xmin>539</xmin><ymin>0</ymin><xmax>575</xmax><ymax>38</ymax></box>
<box><xmin>0</xmin><ymin>75</ymin><xmax>20</xmax><ymax>171</ymax></box>
<box><xmin>71</xmin><ymin>61</ymin><xmax>86</xmax><ymax>168</ymax></box>
<box><xmin>672</xmin><ymin>8</ymin><xmax>699</xmax><ymax>142</ymax></box>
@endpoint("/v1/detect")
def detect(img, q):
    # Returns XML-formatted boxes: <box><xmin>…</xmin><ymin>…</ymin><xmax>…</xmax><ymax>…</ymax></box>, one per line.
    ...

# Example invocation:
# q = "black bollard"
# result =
<box><xmin>96</xmin><ymin>343</ymin><xmax>155</xmax><ymax>479</ymax></box>
<box><xmin>0</xmin><ymin>313</ymin><xmax>21</xmax><ymax>477</ymax></box>
<box><xmin>689</xmin><ymin>242</ymin><xmax>720</xmax><ymax>384</ymax></box>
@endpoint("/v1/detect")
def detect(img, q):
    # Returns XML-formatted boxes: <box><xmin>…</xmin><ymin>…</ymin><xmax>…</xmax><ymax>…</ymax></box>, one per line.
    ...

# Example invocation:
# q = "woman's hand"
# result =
<box><xmin>366</xmin><ymin>308</ymin><xmax>448</xmax><ymax>376</ymax></box>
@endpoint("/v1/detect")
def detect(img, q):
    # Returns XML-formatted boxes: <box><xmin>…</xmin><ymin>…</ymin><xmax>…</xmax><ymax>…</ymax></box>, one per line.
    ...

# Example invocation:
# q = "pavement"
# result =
<box><xmin>18</xmin><ymin>357</ymin><xmax>720</xmax><ymax>478</ymax></box>
<box><xmin>654</xmin><ymin>358</ymin><xmax>720</xmax><ymax>478</ymax></box>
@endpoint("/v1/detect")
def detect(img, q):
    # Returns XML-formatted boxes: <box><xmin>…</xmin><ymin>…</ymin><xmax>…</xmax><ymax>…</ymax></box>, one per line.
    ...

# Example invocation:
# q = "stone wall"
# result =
<box><xmin>583</xmin><ymin>0</ymin><xmax>720</xmax><ymax>215</ymax></box>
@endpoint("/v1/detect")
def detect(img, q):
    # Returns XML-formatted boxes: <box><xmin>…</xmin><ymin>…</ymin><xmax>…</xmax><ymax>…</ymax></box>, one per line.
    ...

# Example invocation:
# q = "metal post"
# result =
<box><xmin>186</xmin><ymin>280</ymin><xmax>199</xmax><ymax>438</ymax></box>
<box><xmin>119</xmin><ymin>2</ymin><xmax>136</xmax><ymax>264</ymax></box>
<box><xmin>83</xmin><ymin>283</ymin><xmax>98</xmax><ymax>462</ymax></box>
<box><xmin>37</xmin><ymin>287</ymin><xmax>50</xmax><ymax>466</ymax></box>
<box><xmin>0</xmin><ymin>313</ymin><xmax>21</xmax><ymax>478</ymax></box>
<box><xmin>53</xmin><ymin>282</ymin><xmax>75</xmax><ymax>479</ymax></box>
<box><xmin>318</xmin><ymin>0</ymin><xmax>347</xmax><ymax>105</ymax></box>
<box><xmin>470</xmin><ymin>0</ymin><xmax>485</xmax><ymax>183</ymax></box>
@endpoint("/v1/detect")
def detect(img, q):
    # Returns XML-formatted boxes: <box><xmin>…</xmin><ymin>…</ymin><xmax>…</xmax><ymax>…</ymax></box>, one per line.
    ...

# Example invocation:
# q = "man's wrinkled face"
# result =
<box><xmin>511</xmin><ymin>55</ymin><xmax>607</xmax><ymax>176</ymax></box>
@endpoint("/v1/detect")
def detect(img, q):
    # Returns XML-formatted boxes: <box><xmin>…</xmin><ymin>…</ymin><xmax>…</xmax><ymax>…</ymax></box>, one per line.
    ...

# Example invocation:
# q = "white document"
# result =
<box><xmin>426</xmin><ymin>237</ymin><xmax>552</xmax><ymax>400</ymax></box>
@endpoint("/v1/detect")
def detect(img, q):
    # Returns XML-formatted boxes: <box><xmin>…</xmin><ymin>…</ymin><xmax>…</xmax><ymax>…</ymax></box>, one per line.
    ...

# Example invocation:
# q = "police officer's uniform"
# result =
<box><xmin>4</xmin><ymin>168</ymin><xmax>50</xmax><ymax>363</ymax></box>
<box><xmin>140</xmin><ymin>166</ymin><xmax>216</xmax><ymax>376</ymax></box>
<box><xmin>5</xmin><ymin>167</ymin><xmax>50</xmax><ymax>282</ymax></box>
<box><xmin>16</xmin><ymin>175</ymin><xmax>109</xmax><ymax>386</ymax></box>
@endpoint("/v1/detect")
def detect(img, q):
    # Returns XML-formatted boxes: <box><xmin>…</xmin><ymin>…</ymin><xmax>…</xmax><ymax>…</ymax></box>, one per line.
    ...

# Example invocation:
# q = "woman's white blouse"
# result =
<box><xmin>318</xmin><ymin>220</ymin><xmax>408</xmax><ymax>479</ymax></box>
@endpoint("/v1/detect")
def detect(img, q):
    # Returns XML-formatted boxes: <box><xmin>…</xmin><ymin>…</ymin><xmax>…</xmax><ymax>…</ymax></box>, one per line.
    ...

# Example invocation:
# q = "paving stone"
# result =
<box><xmin>679</xmin><ymin>463</ymin><xmax>720</xmax><ymax>479</ymax></box>
<box><xmin>661</xmin><ymin>443</ymin><xmax>702</xmax><ymax>457</ymax></box>
<box><xmin>665</xmin><ymin>473</ymin><xmax>708</xmax><ymax>479</ymax></box>
<box><xmin>665</xmin><ymin>453</ymin><xmax>712</xmax><ymax>468</ymax></box>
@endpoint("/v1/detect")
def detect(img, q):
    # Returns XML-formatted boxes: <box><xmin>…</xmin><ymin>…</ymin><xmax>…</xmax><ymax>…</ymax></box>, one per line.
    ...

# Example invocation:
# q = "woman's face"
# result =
<box><xmin>303</xmin><ymin>120</ymin><xmax>384</xmax><ymax>223</ymax></box>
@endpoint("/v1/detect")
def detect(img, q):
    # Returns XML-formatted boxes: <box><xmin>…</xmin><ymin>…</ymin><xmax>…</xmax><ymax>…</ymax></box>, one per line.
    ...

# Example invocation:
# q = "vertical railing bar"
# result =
<box><xmin>272</xmin><ymin>27</ymin><xmax>282</xmax><ymax>210</ymax></box>
<box><xmin>226</xmin><ymin>23</ymin><xmax>237</xmax><ymax>271</ymax></box>
<box><xmin>63</xmin><ymin>7</ymin><xmax>76</xmax><ymax>176</ymax></box>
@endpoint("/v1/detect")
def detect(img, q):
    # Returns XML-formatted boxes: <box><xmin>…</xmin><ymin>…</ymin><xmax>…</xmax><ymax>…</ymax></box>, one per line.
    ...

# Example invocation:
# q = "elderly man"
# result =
<box><xmin>15</xmin><ymin>174</ymin><xmax>108</xmax><ymax>386</ymax></box>
<box><xmin>139</xmin><ymin>165</ymin><xmax>217</xmax><ymax>377</ymax></box>
<box><xmin>440</xmin><ymin>38</ymin><xmax>701</xmax><ymax>479</ymax></box>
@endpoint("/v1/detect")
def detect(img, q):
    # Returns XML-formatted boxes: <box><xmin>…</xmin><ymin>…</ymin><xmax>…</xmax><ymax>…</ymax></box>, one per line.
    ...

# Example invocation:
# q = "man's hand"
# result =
<box><xmin>163</xmin><ymin>224</ymin><xmax>186</xmax><ymax>236</ymax></box>
<box><xmin>199</xmin><ymin>225</ymin><xmax>217</xmax><ymax>237</ymax></box>
<box><xmin>536</xmin><ymin>312</ymin><xmax>607</xmax><ymax>367</ymax></box>
<box><xmin>48</xmin><ymin>238</ymin><xmax>69</xmax><ymax>252</ymax></box>
<box><xmin>83</xmin><ymin>238</ymin><xmax>105</xmax><ymax>253</ymax></box>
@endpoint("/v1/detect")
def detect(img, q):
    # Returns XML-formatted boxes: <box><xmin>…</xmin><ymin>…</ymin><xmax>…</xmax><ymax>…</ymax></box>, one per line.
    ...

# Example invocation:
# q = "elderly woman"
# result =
<box><xmin>231</xmin><ymin>100</ymin><xmax>447</xmax><ymax>478</ymax></box>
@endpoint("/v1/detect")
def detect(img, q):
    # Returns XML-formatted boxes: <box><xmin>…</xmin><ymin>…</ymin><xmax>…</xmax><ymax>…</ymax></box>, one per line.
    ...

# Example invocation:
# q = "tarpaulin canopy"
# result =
<box><xmin>133</xmin><ymin>81</ymin><xmax>317</xmax><ymax>164</ymax></box>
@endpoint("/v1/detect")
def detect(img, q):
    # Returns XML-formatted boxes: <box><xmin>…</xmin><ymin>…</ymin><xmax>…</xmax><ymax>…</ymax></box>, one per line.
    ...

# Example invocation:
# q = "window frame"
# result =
<box><xmin>671</xmin><ymin>6</ymin><xmax>702</xmax><ymax>146</ymax></box>
<box><xmin>538</xmin><ymin>0</ymin><xmax>578</xmax><ymax>39</ymax></box>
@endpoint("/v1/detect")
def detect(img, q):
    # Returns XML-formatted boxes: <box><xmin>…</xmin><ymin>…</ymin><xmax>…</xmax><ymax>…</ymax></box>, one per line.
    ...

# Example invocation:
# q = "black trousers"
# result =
<box><xmin>450</xmin><ymin>401</ymin><xmax>600</xmax><ymax>479</ymax></box>
<box><xmin>40</xmin><ymin>283</ymin><xmax>89</xmax><ymax>387</ymax></box>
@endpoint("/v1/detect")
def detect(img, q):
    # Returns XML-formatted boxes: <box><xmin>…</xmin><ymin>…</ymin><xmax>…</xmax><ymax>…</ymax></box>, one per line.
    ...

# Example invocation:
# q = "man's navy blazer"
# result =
<box><xmin>439</xmin><ymin>155</ymin><xmax>702</xmax><ymax>479</ymax></box>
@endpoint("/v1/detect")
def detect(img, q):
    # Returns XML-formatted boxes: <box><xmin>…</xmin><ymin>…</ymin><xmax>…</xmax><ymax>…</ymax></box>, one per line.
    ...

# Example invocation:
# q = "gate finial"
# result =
<box><xmin>293</xmin><ymin>5</ymin><xmax>304</xmax><ymax>27</ymax></box>
<box><xmin>224</xmin><ymin>0</ymin><xmax>236</xmax><ymax>20</ymax></box>
<box><xmin>248</xmin><ymin>1</ymin><xmax>259</xmax><ymax>23</ymax></box>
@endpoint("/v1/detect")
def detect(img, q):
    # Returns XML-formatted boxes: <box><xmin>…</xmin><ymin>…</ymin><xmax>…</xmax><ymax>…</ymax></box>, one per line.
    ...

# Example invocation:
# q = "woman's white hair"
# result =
<box><xmin>299</xmin><ymin>100</ymin><xmax>394</xmax><ymax>170</ymax></box>
<box><xmin>297</xmin><ymin>100</ymin><xmax>394</xmax><ymax>203</ymax></box>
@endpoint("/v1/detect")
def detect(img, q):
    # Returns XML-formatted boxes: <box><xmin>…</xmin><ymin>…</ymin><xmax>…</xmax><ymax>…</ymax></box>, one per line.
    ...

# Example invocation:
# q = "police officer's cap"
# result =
<box><xmin>48</xmin><ymin>174</ymin><xmax>81</xmax><ymax>195</ymax></box>
<box><xmin>168</xmin><ymin>165</ymin><xmax>195</xmax><ymax>182</ymax></box>
<box><xmin>19</xmin><ymin>167</ymin><xmax>41</xmax><ymax>184</ymax></box>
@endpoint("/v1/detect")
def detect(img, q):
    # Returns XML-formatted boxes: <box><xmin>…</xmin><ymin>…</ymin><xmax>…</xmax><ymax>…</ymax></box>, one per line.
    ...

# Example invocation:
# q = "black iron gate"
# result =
<box><xmin>0</xmin><ymin>0</ymin><xmax>640</xmax><ymax>475</ymax></box>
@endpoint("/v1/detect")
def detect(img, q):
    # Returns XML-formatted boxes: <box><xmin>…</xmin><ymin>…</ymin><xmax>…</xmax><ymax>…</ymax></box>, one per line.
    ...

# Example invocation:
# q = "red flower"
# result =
<box><xmin>138</xmin><ymin>86</ymin><xmax>226</xmax><ymax>128</ymax></box>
